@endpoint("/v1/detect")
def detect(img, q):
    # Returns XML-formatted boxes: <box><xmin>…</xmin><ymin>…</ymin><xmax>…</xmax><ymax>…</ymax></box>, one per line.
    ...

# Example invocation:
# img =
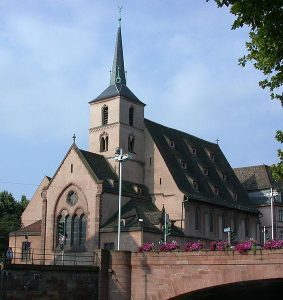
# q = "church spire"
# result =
<box><xmin>110</xmin><ymin>7</ymin><xmax>126</xmax><ymax>86</ymax></box>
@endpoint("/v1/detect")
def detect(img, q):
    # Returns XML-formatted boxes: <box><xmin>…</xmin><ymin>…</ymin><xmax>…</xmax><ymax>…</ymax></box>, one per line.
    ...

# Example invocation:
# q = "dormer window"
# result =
<box><xmin>180</xmin><ymin>160</ymin><xmax>187</xmax><ymax>169</ymax></box>
<box><xmin>209</xmin><ymin>152</ymin><xmax>215</xmax><ymax>161</ymax></box>
<box><xmin>133</xmin><ymin>185</ymin><xmax>142</xmax><ymax>194</ymax></box>
<box><xmin>233</xmin><ymin>192</ymin><xmax>238</xmax><ymax>200</ymax></box>
<box><xmin>193</xmin><ymin>180</ymin><xmax>198</xmax><ymax>190</ymax></box>
<box><xmin>204</xmin><ymin>168</ymin><xmax>209</xmax><ymax>176</ymax></box>
<box><xmin>214</xmin><ymin>187</ymin><xmax>219</xmax><ymax>195</ymax></box>
<box><xmin>222</xmin><ymin>173</ymin><xmax>227</xmax><ymax>181</ymax></box>
<box><xmin>169</xmin><ymin>139</ymin><xmax>175</xmax><ymax>148</ymax></box>
<box><xmin>192</xmin><ymin>147</ymin><xmax>197</xmax><ymax>155</ymax></box>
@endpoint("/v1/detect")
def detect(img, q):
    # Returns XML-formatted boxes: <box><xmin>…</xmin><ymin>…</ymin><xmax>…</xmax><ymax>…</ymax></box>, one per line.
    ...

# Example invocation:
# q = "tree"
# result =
<box><xmin>271</xmin><ymin>131</ymin><xmax>283</xmax><ymax>182</ymax></box>
<box><xmin>209</xmin><ymin>0</ymin><xmax>283</xmax><ymax>104</ymax></box>
<box><xmin>0</xmin><ymin>191</ymin><xmax>29</xmax><ymax>257</ymax></box>
<box><xmin>209</xmin><ymin>0</ymin><xmax>283</xmax><ymax>180</ymax></box>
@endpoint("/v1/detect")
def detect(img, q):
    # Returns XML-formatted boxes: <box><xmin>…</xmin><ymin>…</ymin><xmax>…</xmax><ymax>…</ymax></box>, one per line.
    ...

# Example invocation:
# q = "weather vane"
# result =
<box><xmin>216</xmin><ymin>138</ymin><xmax>220</xmax><ymax>145</ymax></box>
<box><xmin>118</xmin><ymin>6</ymin><xmax>123</xmax><ymax>26</ymax></box>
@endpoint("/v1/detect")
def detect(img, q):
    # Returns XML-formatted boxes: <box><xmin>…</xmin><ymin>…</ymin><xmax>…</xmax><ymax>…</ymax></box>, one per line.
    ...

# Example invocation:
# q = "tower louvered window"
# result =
<box><xmin>129</xmin><ymin>106</ymin><xmax>134</xmax><ymax>126</ymax></box>
<box><xmin>102</xmin><ymin>106</ymin><xmax>108</xmax><ymax>125</ymax></box>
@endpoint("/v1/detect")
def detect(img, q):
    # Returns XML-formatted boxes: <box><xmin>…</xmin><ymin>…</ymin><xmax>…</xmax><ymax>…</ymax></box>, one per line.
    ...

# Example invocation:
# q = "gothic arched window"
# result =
<box><xmin>128</xmin><ymin>134</ymin><xmax>135</xmax><ymax>153</ymax></box>
<box><xmin>65</xmin><ymin>215</ymin><xmax>71</xmax><ymax>246</ymax></box>
<box><xmin>129</xmin><ymin>106</ymin><xmax>134</xmax><ymax>126</ymax></box>
<box><xmin>71</xmin><ymin>214</ymin><xmax>80</xmax><ymax>246</ymax></box>
<box><xmin>79</xmin><ymin>214</ymin><xmax>87</xmax><ymax>246</ymax></box>
<box><xmin>195</xmin><ymin>207</ymin><xmax>200</xmax><ymax>230</ymax></box>
<box><xmin>100</xmin><ymin>134</ymin><xmax>109</xmax><ymax>152</ymax></box>
<box><xmin>102</xmin><ymin>105</ymin><xmax>108</xmax><ymax>125</ymax></box>
<box><xmin>57</xmin><ymin>215</ymin><xmax>65</xmax><ymax>247</ymax></box>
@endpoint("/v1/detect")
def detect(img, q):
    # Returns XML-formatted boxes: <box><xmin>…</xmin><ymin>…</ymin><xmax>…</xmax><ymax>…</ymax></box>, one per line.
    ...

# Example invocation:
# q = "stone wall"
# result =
<box><xmin>0</xmin><ymin>264</ymin><xmax>99</xmax><ymax>300</ymax></box>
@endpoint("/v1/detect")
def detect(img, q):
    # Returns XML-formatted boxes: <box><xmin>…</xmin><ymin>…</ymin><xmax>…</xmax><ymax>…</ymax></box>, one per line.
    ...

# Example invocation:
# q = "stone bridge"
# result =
<box><xmin>103</xmin><ymin>249</ymin><xmax>283</xmax><ymax>300</ymax></box>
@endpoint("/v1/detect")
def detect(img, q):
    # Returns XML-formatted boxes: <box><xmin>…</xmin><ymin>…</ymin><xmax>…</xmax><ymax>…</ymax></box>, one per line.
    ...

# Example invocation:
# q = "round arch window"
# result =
<box><xmin>66</xmin><ymin>191</ymin><xmax>78</xmax><ymax>206</ymax></box>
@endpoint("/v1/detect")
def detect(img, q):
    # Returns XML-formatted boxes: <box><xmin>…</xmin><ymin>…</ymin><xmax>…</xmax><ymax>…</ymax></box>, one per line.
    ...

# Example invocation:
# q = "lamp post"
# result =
<box><xmin>265</xmin><ymin>187</ymin><xmax>279</xmax><ymax>240</ymax></box>
<box><xmin>112</xmin><ymin>147</ymin><xmax>131</xmax><ymax>250</ymax></box>
<box><xmin>139</xmin><ymin>219</ymin><xmax>144</xmax><ymax>245</ymax></box>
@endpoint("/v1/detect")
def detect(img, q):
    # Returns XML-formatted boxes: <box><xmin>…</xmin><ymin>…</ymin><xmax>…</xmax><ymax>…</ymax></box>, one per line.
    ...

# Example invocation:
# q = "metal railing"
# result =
<box><xmin>5</xmin><ymin>248</ymin><xmax>99</xmax><ymax>266</ymax></box>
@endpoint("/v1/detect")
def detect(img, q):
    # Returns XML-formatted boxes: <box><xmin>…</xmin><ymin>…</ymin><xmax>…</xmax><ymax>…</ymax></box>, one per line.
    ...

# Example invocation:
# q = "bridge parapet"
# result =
<box><xmin>107</xmin><ymin>250</ymin><xmax>283</xmax><ymax>300</ymax></box>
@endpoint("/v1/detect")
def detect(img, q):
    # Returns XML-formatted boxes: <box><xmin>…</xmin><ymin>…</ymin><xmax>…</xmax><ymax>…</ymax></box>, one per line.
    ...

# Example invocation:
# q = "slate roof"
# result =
<box><xmin>145</xmin><ymin>119</ymin><xmax>258</xmax><ymax>214</ymax></box>
<box><xmin>100</xmin><ymin>197</ymin><xmax>183</xmax><ymax>236</ymax></box>
<box><xmin>9</xmin><ymin>220</ymin><xmax>41</xmax><ymax>236</ymax></box>
<box><xmin>89</xmin><ymin>84</ymin><xmax>145</xmax><ymax>106</ymax></box>
<box><xmin>234</xmin><ymin>165</ymin><xmax>279</xmax><ymax>191</ymax></box>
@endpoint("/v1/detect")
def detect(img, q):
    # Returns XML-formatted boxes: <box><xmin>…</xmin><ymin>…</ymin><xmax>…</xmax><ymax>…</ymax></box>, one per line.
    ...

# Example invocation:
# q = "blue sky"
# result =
<box><xmin>0</xmin><ymin>0</ymin><xmax>282</xmax><ymax>200</ymax></box>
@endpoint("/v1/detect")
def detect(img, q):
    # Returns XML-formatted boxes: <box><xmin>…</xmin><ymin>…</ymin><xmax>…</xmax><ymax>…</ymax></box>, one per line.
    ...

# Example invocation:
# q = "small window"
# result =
<box><xmin>128</xmin><ymin>134</ymin><xmax>135</xmax><ymax>153</ymax></box>
<box><xmin>102</xmin><ymin>105</ymin><xmax>108</xmax><ymax>125</ymax></box>
<box><xmin>100</xmin><ymin>134</ymin><xmax>109</xmax><ymax>152</ymax></box>
<box><xmin>222</xmin><ymin>173</ymin><xmax>227</xmax><ymax>181</ymax></box>
<box><xmin>214</xmin><ymin>187</ymin><xmax>219</xmax><ymax>195</ymax></box>
<box><xmin>129</xmin><ymin>106</ymin><xmax>134</xmax><ymax>126</ymax></box>
<box><xmin>169</xmin><ymin>139</ymin><xmax>175</xmax><ymax>148</ymax></box>
<box><xmin>149</xmin><ymin>157</ymin><xmax>152</xmax><ymax>166</ymax></box>
<box><xmin>195</xmin><ymin>207</ymin><xmax>200</xmax><ymax>230</ymax></box>
<box><xmin>67</xmin><ymin>191</ymin><xmax>78</xmax><ymax>206</ymax></box>
<box><xmin>209</xmin><ymin>211</ymin><xmax>214</xmax><ymax>233</ymax></box>
<box><xmin>71</xmin><ymin>164</ymin><xmax>73</xmax><ymax>173</ymax></box>
<box><xmin>192</xmin><ymin>147</ymin><xmax>197</xmax><ymax>155</ymax></box>
<box><xmin>104</xmin><ymin>242</ymin><xmax>114</xmax><ymax>250</ymax></box>
<box><xmin>233</xmin><ymin>192</ymin><xmax>238</xmax><ymax>200</ymax></box>
<box><xmin>160</xmin><ymin>178</ymin><xmax>162</xmax><ymax>185</ymax></box>
<box><xmin>279</xmin><ymin>209</ymin><xmax>283</xmax><ymax>222</ymax></box>
<box><xmin>21</xmin><ymin>241</ymin><xmax>31</xmax><ymax>261</ymax></box>
<box><xmin>204</xmin><ymin>168</ymin><xmax>209</xmax><ymax>176</ymax></box>
<box><xmin>181</xmin><ymin>160</ymin><xmax>187</xmax><ymax>169</ymax></box>
<box><xmin>209</xmin><ymin>152</ymin><xmax>215</xmax><ymax>161</ymax></box>
<box><xmin>193</xmin><ymin>180</ymin><xmax>198</xmax><ymax>190</ymax></box>
<box><xmin>133</xmin><ymin>185</ymin><xmax>142</xmax><ymax>194</ymax></box>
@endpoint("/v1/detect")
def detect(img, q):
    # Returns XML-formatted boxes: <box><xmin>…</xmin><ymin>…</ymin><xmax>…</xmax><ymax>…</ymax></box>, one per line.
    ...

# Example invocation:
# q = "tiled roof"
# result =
<box><xmin>100</xmin><ymin>197</ymin><xmax>183</xmax><ymax>236</ymax></box>
<box><xmin>9</xmin><ymin>220</ymin><xmax>41</xmax><ymax>236</ymax></box>
<box><xmin>145</xmin><ymin>119</ymin><xmax>258</xmax><ymax>214</ymax></box>
<box><xmin>89</xmin><ymin>84</ymin><xmax>145</xmax><ymax>106</ymax></box>
<box><xmin>234</xmin><ymin>165</ymin><xmax>281</xmax><ymax>191</ymax></box>
<box><xmin>79</xmin><ymin>148</ymin><xmax>150</xmax><ymax>197</ymax></box>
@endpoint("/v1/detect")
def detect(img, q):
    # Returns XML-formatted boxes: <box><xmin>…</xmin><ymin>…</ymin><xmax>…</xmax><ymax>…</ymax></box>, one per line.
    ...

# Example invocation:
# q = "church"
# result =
<box><xmin>9</xmin><ymin>18</ymin><xmax>259</xmax><ymax>259</ymax></box>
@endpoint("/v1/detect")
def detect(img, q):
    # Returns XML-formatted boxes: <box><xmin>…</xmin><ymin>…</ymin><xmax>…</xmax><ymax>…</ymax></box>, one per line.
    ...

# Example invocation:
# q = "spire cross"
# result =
<box><xmin>73</xmin><ymin>133</ymin><xmax>76</xmax><ymax>143</ymax></box>
<box><xmin>216</xmin><ymin>139</ymin><xmax>220</xmax><ymax>145</ymax></box>
<box><xmin>118</xmin><ymin>6</ymin><xmax>123</xmax><ymax>26</ymax></box>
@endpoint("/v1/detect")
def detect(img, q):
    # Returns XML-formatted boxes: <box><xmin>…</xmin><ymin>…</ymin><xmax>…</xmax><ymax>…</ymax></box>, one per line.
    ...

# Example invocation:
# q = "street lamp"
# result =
<box><xmin>138</xmin><ymin>218</ymin><xmax>144</xmax><ymax>245</ymax></box>
<box><xmin>112</xmin><ymin>147</ymin><xmax>131</xmax><ymax>250</ymax></box>
<box><xmin>264</xmin><ymin>187</ymin><xmax>279</xmax><ymax>240</ymax></box>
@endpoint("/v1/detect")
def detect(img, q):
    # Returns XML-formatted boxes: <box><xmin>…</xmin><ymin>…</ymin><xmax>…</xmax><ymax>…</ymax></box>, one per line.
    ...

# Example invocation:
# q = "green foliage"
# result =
<box><xmin>209</xmin><ymin>0</ymin><xmax>283</xmax><ymax>180</ymax></box>
<box><xmin>271</xmin><ymin>130</ymin><xmax>283</xmax><ymax>181</ymax></box>
<box><xmin>209</xmin><ymin>0</ymin><xmax>283</xmax><ymax>105</ymax></box>
<box><xmin>0</xmin><ymin>191</ymin><xmax>29</xmax><ymax>255</ymax></box>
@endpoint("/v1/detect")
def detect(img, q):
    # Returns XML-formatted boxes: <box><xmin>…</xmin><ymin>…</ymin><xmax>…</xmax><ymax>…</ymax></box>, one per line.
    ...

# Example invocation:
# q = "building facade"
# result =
<box><xmin>234</xmin><ymin>164</ymin><xmax>283</xmax><ymax>242</ymax></box>
<box><xmin>10</xmin><ymin>19</ymin><xmax>259</xmax><ymax>261</ymax></box>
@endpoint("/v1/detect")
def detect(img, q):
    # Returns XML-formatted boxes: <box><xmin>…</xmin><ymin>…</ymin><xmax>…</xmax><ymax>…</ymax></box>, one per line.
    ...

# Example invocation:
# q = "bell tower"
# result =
<box><xmin>88</xmin><ymin>13</ymin><xmax>145</xmax><ymax>184</ymax></box>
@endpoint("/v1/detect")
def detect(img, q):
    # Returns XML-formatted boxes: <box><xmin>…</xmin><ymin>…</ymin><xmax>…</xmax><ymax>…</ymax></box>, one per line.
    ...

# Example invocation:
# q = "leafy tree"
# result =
<box><xmin>208</xmin><ymin>0</ymin><xmax>283</xmax><ymax>104</ymax></box>
<box><xmin>271</xmin><ymin>131</ymin><xmax>283</xmax><ymax>182</ymax></box>
<box><xmin>0</xmin><ymin>191</ymin><xmax>28</xmax><ymax>256</ymax></box>
<box><xmin>209</xmin><ymin>0</ymin><xmax>283</xmax><ymax>180</ymax></box>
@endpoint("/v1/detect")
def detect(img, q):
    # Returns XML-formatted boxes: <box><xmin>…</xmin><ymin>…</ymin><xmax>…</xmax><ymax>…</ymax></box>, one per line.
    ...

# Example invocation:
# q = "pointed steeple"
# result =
<box><xmin>110</xmin><ymin>10</ymin><xmax>126</xmax><ymax>86</ymax></box>
<box><xmin>90</xmin><ymin>10</ymin><xmax>145</xmax><ymax>106</ymax></box>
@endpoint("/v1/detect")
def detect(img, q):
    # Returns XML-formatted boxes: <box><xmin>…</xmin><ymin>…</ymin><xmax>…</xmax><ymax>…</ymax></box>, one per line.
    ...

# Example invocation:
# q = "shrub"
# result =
<box><xmin>210</xmin><ymin>240</ymin><xmax>229</xmax><ymax>251</ymax></box>
<box><xmin>160</xmin><ymin>241</ymin><xmax>179</xmax><ymax>252</ymax></box>
<box><xmin>138</xmin><ymin>242</ymin><xmax>155</xmax><ymax>252</ymax></box>
<box><xmin>235</xmin><ymin>240</ymin><xmax>257</xmax><ymax>254</ymax></box>
<box><xmin>184</xmin><ymin>241</ymin><xmax>203</xmax><ymax>252</ymax></box>
<box><xmin>264</xmin><ymin>240</ymin><xmax>283</xmax><ymax>250</ymax></box>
